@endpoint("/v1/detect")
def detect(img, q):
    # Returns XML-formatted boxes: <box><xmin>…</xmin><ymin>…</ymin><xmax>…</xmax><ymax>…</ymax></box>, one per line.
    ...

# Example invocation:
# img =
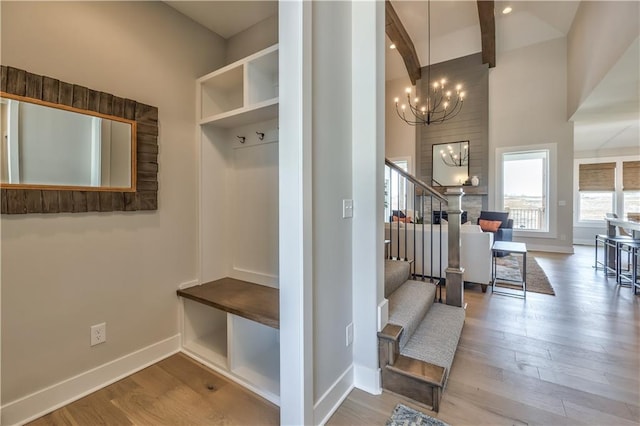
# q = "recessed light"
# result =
<box><xmin>390</xmin><ymin>43</ymin><xmax>396</xmax><ymax>49</ymax></box>
<box><xmin>502</xmin><ymin>6</ymin><xmax>512</xmax><ymax>14</ymax></box>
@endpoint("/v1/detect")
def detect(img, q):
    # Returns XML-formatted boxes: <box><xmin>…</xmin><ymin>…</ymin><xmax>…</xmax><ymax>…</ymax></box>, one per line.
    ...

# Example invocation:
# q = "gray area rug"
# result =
<box><xmin>386</xmin><ymin>403</ymin><xmax>450</xmax><ymax>426</ymax></box>
<box><xmin>494</xmin><ymin>255</ymin><xmax>555</xmax><ymax>295</ymax></box>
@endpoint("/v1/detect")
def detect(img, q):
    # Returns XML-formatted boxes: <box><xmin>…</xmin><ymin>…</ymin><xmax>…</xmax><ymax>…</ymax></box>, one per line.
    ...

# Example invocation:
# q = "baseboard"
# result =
<box><xmin>526</xmin><ymin>243</ymin><xmax>574</xmax><ymax>254</ymax></box>
<box><xmin>230</xmin><ymin>267</ymin><xmax>278</xmax><ymax>287</ymax></box>
<box><xmin>377</xmin><ymin>299</ymin><xmax>389</xmax><ymax>332</ymax></box>
<box><xmin>573</xmin><ymin>239</ymin><xmax>594</xmax><ymax>246</ymax></box>
<box><xmin>353</xmin><ymin>363</ymin><xmax>381</xmax><ymax>395</ymax></box>
<box><xmin>178</xmin><ymin>279</ymin><xmax>199</xmax><ymax>290</ymax></box>
<box><xmin>313</xmin><ymin>366</ymin><xmax>354</xmax><ymax>425</ymax></box>
<box><xmin>1</xmin><ymin>334</ymin><xmax>181</xmax><ymax>426</ymax></box>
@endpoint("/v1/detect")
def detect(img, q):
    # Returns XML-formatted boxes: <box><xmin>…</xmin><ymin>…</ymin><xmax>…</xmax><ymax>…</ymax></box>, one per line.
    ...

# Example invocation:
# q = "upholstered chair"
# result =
<box><xmin>477</xmin><ymin>211</ymin><xmax>513</xmax><ymax>257</ymax></box>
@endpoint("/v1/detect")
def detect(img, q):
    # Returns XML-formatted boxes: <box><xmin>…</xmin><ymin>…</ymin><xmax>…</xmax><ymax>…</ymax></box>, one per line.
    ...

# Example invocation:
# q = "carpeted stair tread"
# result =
<box><xmin>384</xmin><ymin>259</ymin><xmax>411</xmax><ymax>297</ymax></box>
<box><xmin>388</xmin><ymin>280</ymin><xmax>436</xmax><ymax>349</ymax></box>
<box><xmin>401</xmin><ymin>303</ymin><xmax>465</xmax><ymax>385</ymax></box>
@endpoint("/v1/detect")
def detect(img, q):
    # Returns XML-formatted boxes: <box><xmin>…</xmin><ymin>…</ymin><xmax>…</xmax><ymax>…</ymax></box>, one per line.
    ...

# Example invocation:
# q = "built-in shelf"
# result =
<box><xmin>178</xmin><ymin>277</ymin><xmax>279</xmax><ymax>329</ymax></box>
<box><xmin>200</xmin><ymin>98</ymin><xmax>278</xmax><ymax>128</ymax></box>
<box><xmin>178</xmin><ymin>278</ymin><xmax>280</xmax><ymax>404</ymax></box>
<box><xmin>197</xmin><ymin>44</ymin><xmax>278</xmax><ymax>130</ymax></box>
<box><xmin>186</xmin><ymin>42</ymin><xmax>280</xmax><ymax>406</ymax></box>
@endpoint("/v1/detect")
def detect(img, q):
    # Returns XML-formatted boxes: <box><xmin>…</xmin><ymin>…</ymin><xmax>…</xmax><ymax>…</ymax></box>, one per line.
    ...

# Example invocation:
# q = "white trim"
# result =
<box><xmin>230</xmin><ymin>267</ymin><xmax>278</xmax><ymax>287</ymax></box>
<box><xmin>377</xmin><ymin>299</ymin><xmax>389</xmax><ymax>332</ymax></box>
<box><xmin>278</xmin><ymin>2</ymin><xmax>315</xmax><ymax>424</ymax></box>
<box><xmin>313</xmin><ymin>366</ymin><xmax>354</xmax><ymax>426</ymax></box>
<box><xmin>180</xmin><ymin>349</ymin><xmax>280</xmax><ymax>406</ymax></box>
<box><xmin>1</xmin><ymin>335</ymin><xmax>180</xmax><ymax>426</ymax></box>
<box><xmin>178</xmin><ymin>279</ymin><xmax>199</xmax><ymax>290</ymax></box>
<box><xmin>353</xmin><ymin>363</ymin><xmax>381</xmax><ymax>395</ymax></box>
<box><xmin>527</xmin><ymin>244</ymin><xmax>574</xmax><ymax>254</ymax></box>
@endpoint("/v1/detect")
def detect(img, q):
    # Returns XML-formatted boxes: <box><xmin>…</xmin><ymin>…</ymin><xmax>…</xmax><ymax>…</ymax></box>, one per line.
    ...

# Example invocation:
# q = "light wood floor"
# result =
<box><xmin>29</xmin><ymin>246</ymin><xmax>639</xmax><ymax>425</ymax></box>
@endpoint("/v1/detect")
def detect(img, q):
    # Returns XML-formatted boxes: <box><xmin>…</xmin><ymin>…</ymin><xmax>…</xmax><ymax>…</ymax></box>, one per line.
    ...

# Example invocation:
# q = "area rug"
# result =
<box><xmin>386</xmin><ymin>403</ymin><xmax>450</xmax><ymax>426</ymax></box>
<box><xmin>494</xmin><ymin>255</ymin><xmax>555</xmax><ymax>295</ymax></box>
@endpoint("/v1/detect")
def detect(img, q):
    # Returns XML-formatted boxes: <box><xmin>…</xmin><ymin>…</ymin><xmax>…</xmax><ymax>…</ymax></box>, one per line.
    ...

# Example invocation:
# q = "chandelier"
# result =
<box><xmin>394</xmin><ymin>0</ymin><xmax>465</xmax><ymax>126</ymax></box>
<box><xmin>440</xmin><ymin>142</ymin><xmax>469</xmax><ymax>167</ymax></box>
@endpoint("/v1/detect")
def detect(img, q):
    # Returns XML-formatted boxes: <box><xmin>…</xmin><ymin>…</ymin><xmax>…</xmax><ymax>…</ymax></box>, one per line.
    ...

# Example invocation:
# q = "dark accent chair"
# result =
<box><xmin>477</xmin><ymin>211</ymin><xmax>513</xmax><ymax>257</ymax></box>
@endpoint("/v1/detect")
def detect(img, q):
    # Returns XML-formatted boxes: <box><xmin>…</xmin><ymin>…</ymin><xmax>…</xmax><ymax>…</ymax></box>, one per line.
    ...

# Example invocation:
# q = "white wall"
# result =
<box><xmin>567</xmin><ymin>1</ymin><xmax>640</xmax><ymax>119</ymax></box>
<box><xmin>1</xmin><ymin>0</ymin><xmax>224</xmax><ymax>413</ymax></box>
<box><xmin>489</xmin><ymin>37</ymin><xmax>574</xmax><ymax>253</ymax></box>
<box><xmin>311</xmin><ymin>0</ymin><xmax>353</xmax><ymax>407</ymax></box>
<box><xmin>385</xmin><ymin>76</ymin><xmax>416</xmax><ymax>170</ymax></box>
<box><xmin>226</xmin><ymin>15</ymin><xmax>278</xmax><ymax>65</ymax></box>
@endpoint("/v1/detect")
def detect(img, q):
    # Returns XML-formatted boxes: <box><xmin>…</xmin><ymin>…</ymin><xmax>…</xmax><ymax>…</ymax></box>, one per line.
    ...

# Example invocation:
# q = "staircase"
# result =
<box><xmin>379</xmin><ymin>247</ymin><xmax>465</xmax><ymax>412</ymax></box>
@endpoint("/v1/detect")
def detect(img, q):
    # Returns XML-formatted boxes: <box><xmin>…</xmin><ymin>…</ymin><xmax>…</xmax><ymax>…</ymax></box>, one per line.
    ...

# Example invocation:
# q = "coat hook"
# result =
<box><xmin>256</xmin><ymin>132</ymin><xmax>265</xmax><ymax>141</ymax></box>
<box><xmin>237</xmin><ymin>136</ymin><xmax>246</xmax><ymax>143</ymax></box>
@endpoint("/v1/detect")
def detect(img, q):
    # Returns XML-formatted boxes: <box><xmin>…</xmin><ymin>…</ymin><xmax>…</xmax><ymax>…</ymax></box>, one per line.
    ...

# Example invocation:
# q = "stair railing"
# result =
<box><xmin>385</xmin><ymin>159</ymin><xmax>450</xmax><ymax>302</ymax></box>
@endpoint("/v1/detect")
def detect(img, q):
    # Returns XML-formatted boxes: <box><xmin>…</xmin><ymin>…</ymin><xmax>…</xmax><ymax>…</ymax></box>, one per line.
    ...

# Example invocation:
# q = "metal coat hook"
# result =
<box><xmin>237</xmin><ymin>136</ymin><xmax>246</xmax><ymax>144</ymax></box>
<box><xmin>256</xmin><ymin>132</ymin><xmax>265</xmax><ymax>141</ymax></box>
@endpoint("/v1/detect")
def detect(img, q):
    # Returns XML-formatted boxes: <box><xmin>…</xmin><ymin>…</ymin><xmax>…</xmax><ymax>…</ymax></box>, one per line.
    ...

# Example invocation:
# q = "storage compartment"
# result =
<box><xmin>247</xmin><ymin>49</ymin><xmax>278</xmax><ymax>105</ymax></box>
<box><xmin>200</xmin><ymin>65</ymin><xmax>244</xmax><ymax>119</ymax></box>
<box><xmin>229</xmin><ymin>314</ymin><xmax>280</xmax><ymax>399</ymax></box>
<box><xmin>182</xmin><ymin>299</ymin><xmax>228</xmax><ymax>367</ymax></box>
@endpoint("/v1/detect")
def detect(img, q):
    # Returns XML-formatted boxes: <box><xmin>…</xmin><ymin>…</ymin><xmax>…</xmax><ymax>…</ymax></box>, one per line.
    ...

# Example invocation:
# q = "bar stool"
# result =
<box><xmin>595</xmin><ymin>234</ymin><xmax>633</xmax><ymax>276</ymax></box>
<box><xmin>618</xmin><ymin>241</ymin><xmax>640</xmax><ymax>294</ymax></box>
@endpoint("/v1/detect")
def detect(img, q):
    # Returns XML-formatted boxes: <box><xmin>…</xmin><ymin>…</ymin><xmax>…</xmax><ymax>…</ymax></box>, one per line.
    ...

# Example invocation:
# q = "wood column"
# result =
<box><xmin>446</xmin><ymin>188</ymin><xmax>465</xmax><ymax>308</ymax></box>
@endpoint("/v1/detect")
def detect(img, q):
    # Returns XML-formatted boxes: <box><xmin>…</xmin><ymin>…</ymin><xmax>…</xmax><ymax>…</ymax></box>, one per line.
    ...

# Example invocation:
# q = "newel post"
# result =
<box><xmin>445</xmin><ymin>188</ymin><xmax>465</xmax><ymax>308</ymax></box>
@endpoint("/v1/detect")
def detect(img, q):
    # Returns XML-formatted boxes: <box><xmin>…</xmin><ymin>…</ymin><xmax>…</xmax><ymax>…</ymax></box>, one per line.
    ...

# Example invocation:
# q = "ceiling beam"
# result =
<box><xmin>385</xmin><ymin>0</ymin><xmax>421</xmax><ymax>85</ymax></box>
<box><xmin>477</xmin><ymin>0</ymin><xmax>496</xmax><ymax>68</ymax></box>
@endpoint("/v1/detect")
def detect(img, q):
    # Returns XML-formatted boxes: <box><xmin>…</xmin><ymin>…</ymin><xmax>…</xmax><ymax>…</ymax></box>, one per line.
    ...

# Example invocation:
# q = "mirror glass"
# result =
<box><xmin>432</xmin><ymin>140</ymin><xmax>469</xmax><ymax>186</ymax></box>
<box><xmin>0</xmin><ymin>94</ymin><xmax>135</xmax><ymax>190</ymax></box>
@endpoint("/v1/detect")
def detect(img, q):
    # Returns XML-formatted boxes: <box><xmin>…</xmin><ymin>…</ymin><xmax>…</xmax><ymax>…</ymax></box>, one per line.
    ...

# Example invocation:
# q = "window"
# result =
<box><xmin>385</xmin><ymin>159</ymin><xmax>409</xmax><ymax>222</ymax></box>
<box><xmin>577</xmin><ymin>162</ymin><xmax>616</xmax><ymax>222</ymax></box>
<box><xmin>574</xmin><ymin>158</ymin><xmax>640</xmax><ymax>224</ymax></box>
<box><xmin>501</xmin><ymin>150</ymin><xmax>549</xmax><ymax>231</ymax></box>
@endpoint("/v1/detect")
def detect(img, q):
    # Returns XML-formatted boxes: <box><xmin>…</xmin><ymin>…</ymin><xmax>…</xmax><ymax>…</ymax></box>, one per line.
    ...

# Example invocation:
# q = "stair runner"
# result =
<box><xmin>381</xmin><ymin>260</ymin><xmax>465</xmax><ymax>410</ymax></box>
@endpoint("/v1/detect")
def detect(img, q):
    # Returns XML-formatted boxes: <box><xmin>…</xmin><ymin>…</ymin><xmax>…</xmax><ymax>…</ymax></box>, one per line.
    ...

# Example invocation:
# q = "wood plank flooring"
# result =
<box><xmin>29</xmin><ymin>246</ymin><xmax>639</xmax><ymax>425</ymax></box>
<box><xmin>329</xmin><ymin>246</ymin><xmax>640</xmax><ymax>425</ymax></box>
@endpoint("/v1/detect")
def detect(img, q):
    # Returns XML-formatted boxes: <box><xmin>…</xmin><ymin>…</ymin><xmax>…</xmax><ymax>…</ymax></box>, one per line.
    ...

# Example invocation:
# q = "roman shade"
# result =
<box><xmin>579</xmin><ymin>162</ymin><xmax>616</xmax><ymax>191</ymax></box>
<box><xmin>623</xmin><ymin>161</ymin><xmax>640</xmax><ymax>191</ymax></box>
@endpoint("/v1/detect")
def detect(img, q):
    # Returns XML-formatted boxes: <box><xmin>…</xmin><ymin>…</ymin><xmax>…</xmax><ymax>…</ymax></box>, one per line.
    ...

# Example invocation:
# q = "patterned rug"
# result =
<box><xmin>386</xmin><ymin>404</ymin><xmax>449</xmax><ymax>426</ymax></box>
<box><xmin>386</xmin><ymin>403</ymin><xmax>450</xmax><ymax>426</ymax></box>
<box><xmin>494</xmin><ymin>254</ymin><xmax>555</xmax><ymax>295</ymax></box>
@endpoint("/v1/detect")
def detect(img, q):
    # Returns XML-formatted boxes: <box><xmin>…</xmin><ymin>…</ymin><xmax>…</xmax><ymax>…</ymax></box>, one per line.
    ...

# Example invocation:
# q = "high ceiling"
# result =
<box><xmin>165</xmin><ymin>1</ymin><xmax>276</xmax><ymax>39</ymax></box>
<box><xmin>165</xmin><ymin>1</ymin><xmax>638</xmax><ymax>153</ymax></box>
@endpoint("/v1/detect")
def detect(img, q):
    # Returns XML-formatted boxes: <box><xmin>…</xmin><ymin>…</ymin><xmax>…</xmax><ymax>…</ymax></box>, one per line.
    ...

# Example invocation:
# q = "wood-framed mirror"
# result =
<box><xmin>0</xmin><ymin>66</ymin><xmax>158</xmax><ymax>214</ymax></box>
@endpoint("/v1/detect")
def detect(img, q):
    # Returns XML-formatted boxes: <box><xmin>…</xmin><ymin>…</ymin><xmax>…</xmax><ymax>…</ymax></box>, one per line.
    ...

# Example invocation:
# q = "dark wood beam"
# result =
<box><xmin>477</xmin><ymin>0</ymin><xmax>496</xmax><ymax>68</ymax></box>
<box><xmin>385</xmin><ymin>0</ymin><xmax>421</xmax><ymax>85</ymax></box>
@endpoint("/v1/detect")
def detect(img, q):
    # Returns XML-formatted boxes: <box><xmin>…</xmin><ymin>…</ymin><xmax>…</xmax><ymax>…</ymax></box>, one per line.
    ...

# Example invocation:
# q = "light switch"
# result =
<box><xmin>558</xmin><ymin>200</ymin><xmax>566</xmax><ymax>206</ymax></box>
<box><xmin>343</xmin><ymin>199</ymin><xmax>353</xmax><ymax>218</ymax></box>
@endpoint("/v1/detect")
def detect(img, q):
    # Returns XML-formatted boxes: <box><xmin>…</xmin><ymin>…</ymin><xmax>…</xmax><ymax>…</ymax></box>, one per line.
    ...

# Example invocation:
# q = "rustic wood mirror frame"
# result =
<box><xmin>0</xmin><ymin>66</ymin><xmax>158</xmax><ymax>214</ymax></box>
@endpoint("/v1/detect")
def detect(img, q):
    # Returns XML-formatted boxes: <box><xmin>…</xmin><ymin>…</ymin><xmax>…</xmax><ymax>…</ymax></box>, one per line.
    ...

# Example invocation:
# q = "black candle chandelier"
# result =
<box><xmin>394</xmin><ymin>0</ymin><xmax>465</xmax><ymax>126</ymax></box>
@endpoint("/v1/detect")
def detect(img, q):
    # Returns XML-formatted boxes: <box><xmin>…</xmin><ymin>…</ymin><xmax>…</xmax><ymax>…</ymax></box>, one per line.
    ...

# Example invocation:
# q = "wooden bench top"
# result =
<box><xmin>177</xmin><ymin>278</ymin><xmax>279</xmax><ymax>329</ymax></box>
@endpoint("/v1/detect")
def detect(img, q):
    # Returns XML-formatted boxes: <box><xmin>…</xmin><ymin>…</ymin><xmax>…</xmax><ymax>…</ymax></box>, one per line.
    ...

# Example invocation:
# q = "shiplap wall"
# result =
<box><xmin>417</xmin><ymin>53</ymin><xmax>488</xmax><ymax>189</ymax></box>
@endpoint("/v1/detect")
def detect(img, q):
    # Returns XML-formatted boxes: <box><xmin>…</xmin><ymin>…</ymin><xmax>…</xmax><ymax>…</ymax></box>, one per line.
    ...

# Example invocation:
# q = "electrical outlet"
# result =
<box><xmin>90</xmin><ymin>323</ymin><xmax>106</xmax><ymax>346</ymax></box>
<box><xmin>346</xmin><ymin>323</ymin><xmax>353</xmax><ymax>347</ymax></box>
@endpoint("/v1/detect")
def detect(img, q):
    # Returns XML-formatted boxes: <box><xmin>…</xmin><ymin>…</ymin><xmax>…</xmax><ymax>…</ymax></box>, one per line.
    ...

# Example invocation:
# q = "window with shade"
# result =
<box><xmin>623</xmin><ymin>160</ymin><xmax>640</xmax><ymax>214</ymax></box>
<box><xmin>578</xmin><ymin>162</ymin><xmax>615</xmax><ymax>221</ymax></box>
<box><xmin>576</xmin><ymin>158</ymin><xmax>640</xmax><ymax>223</ymax></box>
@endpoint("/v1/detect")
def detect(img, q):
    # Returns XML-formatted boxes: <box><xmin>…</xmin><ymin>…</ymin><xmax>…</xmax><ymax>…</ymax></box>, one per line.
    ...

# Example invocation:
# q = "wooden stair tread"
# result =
<box><xmin>387</xmin><ymin>355</ymin><xmax>446</xmax><ymax>387</ymax></box>
<box><xmin>177</xmin><ymin>278</ymin><xmax>279</xmax><ymax>329</ymax></box>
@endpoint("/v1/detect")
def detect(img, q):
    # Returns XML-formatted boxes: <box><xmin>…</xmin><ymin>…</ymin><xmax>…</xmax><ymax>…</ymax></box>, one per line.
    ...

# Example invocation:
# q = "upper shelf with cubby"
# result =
<box><xmin>198</xmin><ymin>44</ymin><xmax>278</xmax><ymax>128</ymax></box>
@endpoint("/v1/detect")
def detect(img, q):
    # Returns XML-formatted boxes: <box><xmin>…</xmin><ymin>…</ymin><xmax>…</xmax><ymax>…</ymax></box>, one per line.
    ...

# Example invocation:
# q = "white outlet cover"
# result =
<box><xmin>343</xmin><ymin>199</ymin><xmax>353</xmax><ymax>218</ymax></box>
<box><xmin>90</xmin><ymin>323</ymin><xmax>106</xmax><ymax>346</ymax></box>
